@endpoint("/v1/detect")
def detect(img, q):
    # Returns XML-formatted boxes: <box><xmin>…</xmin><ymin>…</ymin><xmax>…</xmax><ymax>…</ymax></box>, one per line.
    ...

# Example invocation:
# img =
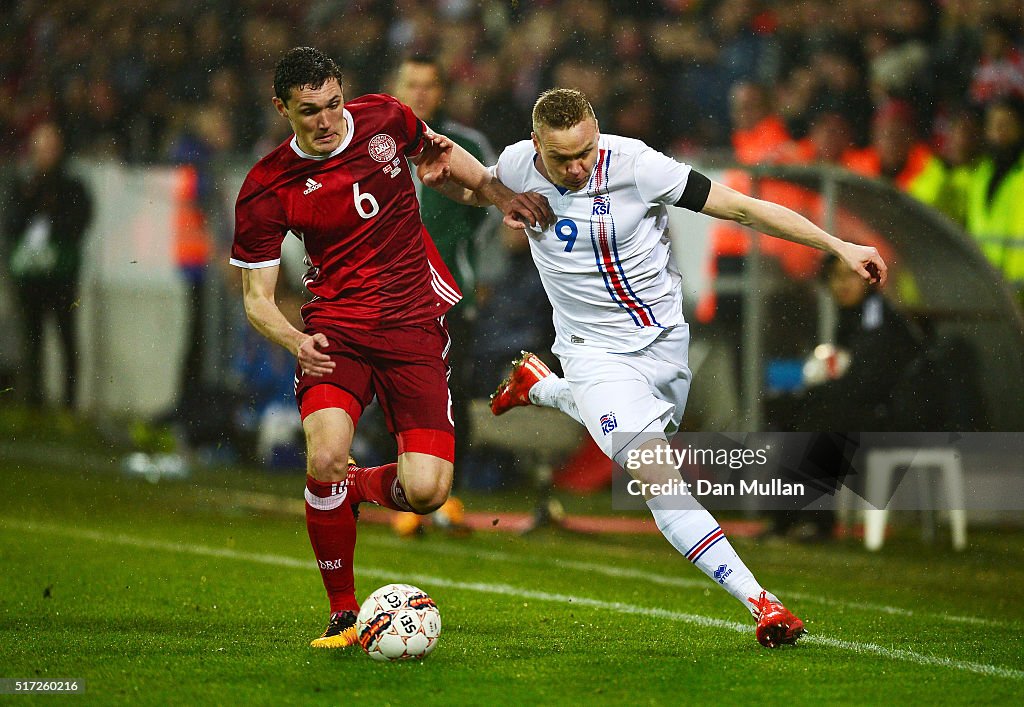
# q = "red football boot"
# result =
<box><xmin>489</xmin><ymin>351</ymin><xmax>553</xmax><ymax>416</ymax></box>
<box><xmin>748</xmin><ymin>591</ymin><xmax>806</xmax><ymax>648</ymax></box>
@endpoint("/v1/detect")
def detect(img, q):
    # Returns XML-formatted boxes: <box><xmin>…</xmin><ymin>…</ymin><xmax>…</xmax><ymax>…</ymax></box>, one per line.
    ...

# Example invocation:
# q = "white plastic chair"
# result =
<box><xmin>855</xmin><ymin>447</ymin><xmax>968</xmax><ymax>551</ymax></box>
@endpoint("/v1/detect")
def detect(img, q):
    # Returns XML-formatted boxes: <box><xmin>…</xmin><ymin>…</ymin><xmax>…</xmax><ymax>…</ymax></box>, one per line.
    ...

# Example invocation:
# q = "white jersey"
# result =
<box><xmin>493</xmin><ymin>134</ymin><xmax>697</xmax><ymax>355</ymax></box>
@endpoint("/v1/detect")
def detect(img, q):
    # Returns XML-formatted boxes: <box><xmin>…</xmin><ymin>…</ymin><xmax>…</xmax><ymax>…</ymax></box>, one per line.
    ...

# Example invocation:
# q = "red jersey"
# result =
<box><xmin>230</xmin><ymin>93</ymin><xmax>461</xmax><ymax>330</ymax></box>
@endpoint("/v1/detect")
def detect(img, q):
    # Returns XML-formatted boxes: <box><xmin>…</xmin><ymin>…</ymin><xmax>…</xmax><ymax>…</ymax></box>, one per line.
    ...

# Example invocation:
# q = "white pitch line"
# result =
<box><xmin>218</xmin><ymin>489</ymin><xmax>1008</xmax><ymax>628</ymax></box>
<box><xmin>2</xmin><ymin>518</ymin><xmax>1022</xmax><ymax>681</ymax></box>
<box><xmin>359</xmin><ymin>534</ymin><xmax>1009</xmax><ymax>629</ymax></box>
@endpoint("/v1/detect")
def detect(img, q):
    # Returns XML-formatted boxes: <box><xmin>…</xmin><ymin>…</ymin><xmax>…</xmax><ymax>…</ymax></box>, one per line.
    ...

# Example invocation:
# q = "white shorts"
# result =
<box><xmin>559</xmin><ymin>324</ymin><xmax>692</xmax><ymax>464</ymax></box>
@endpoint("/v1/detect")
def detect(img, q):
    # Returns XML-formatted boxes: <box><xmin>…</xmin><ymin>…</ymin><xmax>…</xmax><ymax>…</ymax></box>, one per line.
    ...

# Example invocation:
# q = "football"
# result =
<box><xmin>356</xmin><ymin>584</ymin><xmax>442</xmax><ymax>661</ymax></box>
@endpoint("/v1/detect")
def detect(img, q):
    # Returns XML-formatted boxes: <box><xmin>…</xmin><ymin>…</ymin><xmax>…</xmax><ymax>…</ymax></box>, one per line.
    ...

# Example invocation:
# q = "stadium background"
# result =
<box><xmin>2</xmin><ymin>1</ymin><xmax>1024</xmax><ymax>701</ymax></box>
<box><xmin>2</xmin><ymin>0</ymin><xmax>1023</xmax><ymax>484</ymax></box>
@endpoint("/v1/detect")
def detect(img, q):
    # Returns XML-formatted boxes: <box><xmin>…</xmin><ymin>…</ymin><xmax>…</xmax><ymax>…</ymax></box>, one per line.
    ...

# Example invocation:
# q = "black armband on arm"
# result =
<box><xmin>675</xmin><ymin>170</ymin><xmax>711</xmax><ymax>212</ymax></box>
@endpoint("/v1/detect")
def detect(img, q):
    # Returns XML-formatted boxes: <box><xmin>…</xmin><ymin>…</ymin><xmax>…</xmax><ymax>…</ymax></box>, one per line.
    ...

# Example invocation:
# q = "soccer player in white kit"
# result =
<box><xmin>441</xmin><ymin>88</ymin><xmax>887</xmax><ymax>647</ymax></box>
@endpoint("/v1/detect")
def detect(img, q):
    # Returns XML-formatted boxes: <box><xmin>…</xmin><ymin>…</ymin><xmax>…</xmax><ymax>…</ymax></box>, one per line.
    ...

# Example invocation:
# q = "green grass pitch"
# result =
<box><xmin>1</xmin><ymin>422</ymin><xmax>1022</xmax><ymax>704</ymax></box>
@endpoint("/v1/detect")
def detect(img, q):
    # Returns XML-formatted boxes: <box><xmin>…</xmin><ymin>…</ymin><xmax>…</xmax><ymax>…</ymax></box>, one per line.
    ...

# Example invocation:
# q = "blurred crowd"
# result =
<box><xmin>0</xmin><ymin>0</ymin><xmax>1020</xmax><ymax>160</ymax></box>
<box><xmin>5</xmin><ymin>0</ymin><xmax>1024</xmax><ymax>280</ymax></box>
<box><xmin>3</xmin><ymin>0</ymin><xmax>1023</xmax><ymax>439</ymax></box>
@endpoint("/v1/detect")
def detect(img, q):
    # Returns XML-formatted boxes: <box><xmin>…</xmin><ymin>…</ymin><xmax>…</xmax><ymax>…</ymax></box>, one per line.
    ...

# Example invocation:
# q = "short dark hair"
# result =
<box><xmin>274</xmin><ymin>47</ymin><xmax>344</xmax><ymax>104</ymax></box>
<box><xmin>532</xmin><ymin>88</ymin><xmax>596</xmax><ymax>133</ymax></box>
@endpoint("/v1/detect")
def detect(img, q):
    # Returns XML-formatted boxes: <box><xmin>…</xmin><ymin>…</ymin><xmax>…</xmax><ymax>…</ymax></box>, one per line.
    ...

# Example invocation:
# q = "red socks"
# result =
<box><xmin>304</xmin><ymin>475</ymin><xmax>359</xmax><ymax>614</ymax></box>
<box><xmin>351</xmin><ymin>463</ymin><xmax>413</xmax><ymax>512</ymax></box>
<box><xmin>304</xmin><ymin>464</ymin><xmax>413</xmax><ymax>613</ymax></box>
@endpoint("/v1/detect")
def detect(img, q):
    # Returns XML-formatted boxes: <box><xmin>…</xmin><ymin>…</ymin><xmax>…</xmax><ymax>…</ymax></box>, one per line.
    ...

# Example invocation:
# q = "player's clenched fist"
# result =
<box><xmin>837</xmin><ymin>242</ymin><xmax>887</xmax><ymax>286</ymax></box>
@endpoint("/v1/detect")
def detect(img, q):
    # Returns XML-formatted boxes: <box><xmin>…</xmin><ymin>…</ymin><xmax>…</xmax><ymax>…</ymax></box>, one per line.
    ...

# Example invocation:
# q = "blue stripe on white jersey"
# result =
<box><xmin>588</xmin><ymin>148</ymin><xmax>658</xmax><ymax>328</ymax></box>
<box><xmin>607</xmin><ymin>194</ymin><xmax>661</xmax><ymax>327</ymax></box>
<box><xmin>589</xmin><ymin>149</ymin><xmax>642</xmax><ymax>326</ymax></box>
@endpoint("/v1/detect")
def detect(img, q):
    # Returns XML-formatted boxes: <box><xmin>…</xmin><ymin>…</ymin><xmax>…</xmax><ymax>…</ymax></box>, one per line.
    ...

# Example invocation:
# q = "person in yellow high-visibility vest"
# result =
<box><xmin>963</xmin><ymin>98</ymin><xmax>1024</xmax><ymax>301</ymax></box>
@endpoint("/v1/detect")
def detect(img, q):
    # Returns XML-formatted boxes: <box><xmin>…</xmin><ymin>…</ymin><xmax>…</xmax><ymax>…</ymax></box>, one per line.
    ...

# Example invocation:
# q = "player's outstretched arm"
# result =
<box><xmin>414</xmin><ymin>133</ymin><xmax>553</xmax><ymax>229</ymax></box>
<box><xmin>240</xmin><ymin>265</ymin><xmax>334</xmax><ymax>377</ymax></box>
<box><xmin>700</xmin><ymin>180</ymin><xmax>887</xmax><ymax>285</ymax></box>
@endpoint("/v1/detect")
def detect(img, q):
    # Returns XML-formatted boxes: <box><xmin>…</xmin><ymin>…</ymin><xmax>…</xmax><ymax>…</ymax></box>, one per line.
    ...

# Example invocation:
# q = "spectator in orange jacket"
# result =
<box><xmin>729</xmin><ymin>81</ymin><xmax>792</xmax><ymax>164</ymax></box>
<box><xmin>698</xmin><ymin>82</ymin><xmax>817</xmax><ymax>324</ymax></box>
<box><xmin>788</xmin><ymin>110</ymin><xmax>858</xmax><ymax>167</ymax></box>
<box><xmin>844</xmin><ymin>100</ymin><xmax>951</xmax><ymax>212</ymax></box>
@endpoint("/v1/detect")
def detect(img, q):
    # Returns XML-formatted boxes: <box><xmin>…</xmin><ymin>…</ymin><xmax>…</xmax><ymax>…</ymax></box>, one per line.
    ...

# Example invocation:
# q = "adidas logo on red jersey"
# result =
<box><xmin>303</xmin><ymin>178</ymin><xmax>323</xmax><ymax>195</ymax></box>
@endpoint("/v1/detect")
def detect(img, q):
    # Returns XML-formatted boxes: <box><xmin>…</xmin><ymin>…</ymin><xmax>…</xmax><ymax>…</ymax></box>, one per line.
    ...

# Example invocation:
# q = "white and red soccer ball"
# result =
<box><xmin>356</xmin><ymin>584</ymin><xmax>441</xmax><ymax>661</ymax></box>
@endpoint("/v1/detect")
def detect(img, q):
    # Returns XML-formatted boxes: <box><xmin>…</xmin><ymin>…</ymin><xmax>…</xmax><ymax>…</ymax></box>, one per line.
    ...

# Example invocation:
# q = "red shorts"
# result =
<box><xmin>295</xmin><ymin>318</ymin><xmax>454</xmax><ymax>450</ymax></box>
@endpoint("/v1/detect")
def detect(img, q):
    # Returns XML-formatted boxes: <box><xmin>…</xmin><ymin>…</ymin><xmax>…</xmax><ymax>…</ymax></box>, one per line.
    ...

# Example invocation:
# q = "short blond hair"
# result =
<box><xmin>532</xmin><ymin>88</ymin><xmax>596</xmax><ymax>133</ymax></box>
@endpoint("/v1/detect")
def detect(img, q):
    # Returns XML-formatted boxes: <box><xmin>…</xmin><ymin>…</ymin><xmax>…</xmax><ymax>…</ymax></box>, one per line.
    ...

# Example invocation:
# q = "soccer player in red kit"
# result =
<box><xmin>230</xmin><ymin>47</ymin><xmax>551</xmax><ymax>648</ymax></box>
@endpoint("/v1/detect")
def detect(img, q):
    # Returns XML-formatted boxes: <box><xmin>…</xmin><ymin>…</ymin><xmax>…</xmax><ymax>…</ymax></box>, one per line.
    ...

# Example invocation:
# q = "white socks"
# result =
<box><xmin>647</xmin><ymin>494</ymin><xmax>766</xmax><ymax>616</ymax></box>
<box><xmin>531</xmin><ymin>372</ymin><xmax>767</xmax><ymax>617</ymax></box>
<box><xmin>528</xmin><ymin>374</ymin><xmax>583</xmax><ymax>425</ymax></box>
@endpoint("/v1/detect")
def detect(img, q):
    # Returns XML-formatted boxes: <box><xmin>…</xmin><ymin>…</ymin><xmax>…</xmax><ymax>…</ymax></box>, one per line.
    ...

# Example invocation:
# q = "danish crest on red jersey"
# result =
<box><xmin>369</xmin><ymin>133</ymin><xmax>398</xmax><ymax>162</ymax></box>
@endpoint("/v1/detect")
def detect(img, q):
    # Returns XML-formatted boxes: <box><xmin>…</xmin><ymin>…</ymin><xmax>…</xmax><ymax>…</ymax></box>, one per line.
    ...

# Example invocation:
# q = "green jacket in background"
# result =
<box><xmin>963</xmin><ymin>155</ymin><xmax>1024</xmax><ymax>292</ymax></box>
<box><xmin>414</xmin><ymin>115</ymin><xmax>497</xmax><ymax>311</ymax></box>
